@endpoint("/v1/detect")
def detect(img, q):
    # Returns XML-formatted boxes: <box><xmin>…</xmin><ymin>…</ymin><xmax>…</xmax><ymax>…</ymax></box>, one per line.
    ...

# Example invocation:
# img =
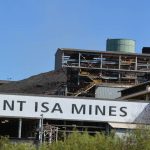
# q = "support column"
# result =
<box><xmin>78</xmin><ymin>70</ymin><xmax>80</xmax><ymax>85</ymax></box>
<box><xmin>119</xmin><ymin>55</ymin><xmax>121</xmax><ymax>70</ymax></box>
<box><xmin>118</xmin><ymin>73</ymin><xmax>121</xmax><ymax>82</ymax></box>
<box><xmin>38</xmin><ymin>119</ymin><xmax>41</xmax><ymax>141</ymax></box>
<box><xmin>40</xmin><ymin>114</ymin><xmax>44</xmax><ymax>143</ymax></box>
<box><xmin>62</xmin><ymin>52</ymin><xmax>64</xmax><ymax>67</ymax></box>
<box><xmin>118</xmin><ymin>55</ymin><xmax>121</xmax><ymax>82</ymax></box>
<box><xmin>146</xmin><ymin>94</ymin><xmax>149</xmax><ymax>101</ymax></box>
<box><xmin>100</xmin><ymin>53</ymin><xmax>103</xmax><ymax>69</ymax></box>
<box><xmin>105</xmin><ymin>123</ymin><xmax>110</xmax><ymax>135</ymax></box>
<box><xmin>65</xmin><ymin>85</ymin><xmax>68</xmax><ymax>96</ymax></box>
<box><xmin>78</xmin><ymin>53</ymin><xmax>81</xmax><ymax>86</ymax></box>
<box><xmin>135</xmin><ymin>56</ymin><xmax>137</xmax><ymax>70</ymax></box>
<box><xmin>18</xmin><ymin>118</ymin><xmax>22</xmax><ymax>138</ymax></box>
<box><xmin>79</xmin><ymin>52</ymin><xmax>81</xmax><ymax>67</ymax></box>
<box><xmin>146</xmin><ymin>86</ymin><xmax>150</xmax><ymax>101</ymax></box>
<box><xmin>63</xmin><ymin>121</ymin><xmax>67</xmax><ymax>141</ymax></box>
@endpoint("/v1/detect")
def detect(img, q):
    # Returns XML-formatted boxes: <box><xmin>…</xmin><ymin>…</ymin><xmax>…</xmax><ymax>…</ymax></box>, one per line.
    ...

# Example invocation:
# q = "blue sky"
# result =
<box><xmin>0</xmin><ymin>0</ymin><xmax>150</xmax><ymax>80</ymax></box>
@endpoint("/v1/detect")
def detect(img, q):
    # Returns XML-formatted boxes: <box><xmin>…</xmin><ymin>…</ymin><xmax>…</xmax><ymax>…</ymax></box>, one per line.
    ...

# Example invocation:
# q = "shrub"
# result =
<box><xmin>1</xmin><ymin>127</ymin><xmax>150</xmax><ymax>150</ymax></box>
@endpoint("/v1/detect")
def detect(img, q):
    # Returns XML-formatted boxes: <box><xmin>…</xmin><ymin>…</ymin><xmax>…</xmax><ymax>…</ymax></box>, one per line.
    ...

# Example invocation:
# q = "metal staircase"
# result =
<box><xmin>73</xmin><ymin>82</ymin><xmax>96</xmax><ymax>97</ymax></box>
<box><xmin>73</xmin><ymin>71</ymin><xmax>101</xmax><ymax>97</ymax></box>
<box><xmin>79</xmin><ymin>71</ymin><xmax>102</xmax><ymax>84</ymax></box>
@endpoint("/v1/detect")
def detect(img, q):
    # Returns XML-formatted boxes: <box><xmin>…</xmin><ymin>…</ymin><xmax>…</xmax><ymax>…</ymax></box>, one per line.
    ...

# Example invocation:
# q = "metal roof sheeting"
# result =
<box><xmin>58</xmin><ymin>48</ymin><xmax>150</xmax><ymax>57</ymax></box>
<box><xmin>95</xmin><ymin>86</ymin><xmax>124</xmax><ymax>99</ymax></box>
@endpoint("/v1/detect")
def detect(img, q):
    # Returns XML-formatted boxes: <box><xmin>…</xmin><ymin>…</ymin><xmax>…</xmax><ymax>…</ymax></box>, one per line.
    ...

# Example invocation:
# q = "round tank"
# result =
<box><xmin>106</xmin><ymin>39</ymin><xmax>135</xmax><ymax>53</ymax></box>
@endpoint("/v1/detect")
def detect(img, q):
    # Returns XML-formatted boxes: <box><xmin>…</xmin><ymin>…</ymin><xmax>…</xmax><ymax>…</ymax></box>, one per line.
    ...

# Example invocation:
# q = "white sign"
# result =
<box><xmin>0</xmin><ymin>93</ymin><xmax>150</xmax><ymax>124</ymax></box>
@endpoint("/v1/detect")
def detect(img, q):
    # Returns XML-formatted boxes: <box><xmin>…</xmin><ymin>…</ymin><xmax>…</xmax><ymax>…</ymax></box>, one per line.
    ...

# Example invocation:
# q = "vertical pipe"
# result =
<box><xmin>18</xmin><ymin>118</ymin><xmax>22</xmax><ymax>138</ymax></box>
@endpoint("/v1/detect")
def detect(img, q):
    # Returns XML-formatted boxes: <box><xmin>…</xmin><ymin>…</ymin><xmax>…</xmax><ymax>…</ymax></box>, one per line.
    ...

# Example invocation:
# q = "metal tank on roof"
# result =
<box><xmin>106</xmin><ymin>39</ymin><xmax>135</xmax><ymax>53</ymax></box>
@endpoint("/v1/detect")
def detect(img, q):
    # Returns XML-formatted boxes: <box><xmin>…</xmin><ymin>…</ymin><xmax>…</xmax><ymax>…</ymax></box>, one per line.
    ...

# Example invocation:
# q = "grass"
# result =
<box><xmin>0</xmin><ymin>128</ymin><xmax>150</xmax><ymax>150</ymax></box>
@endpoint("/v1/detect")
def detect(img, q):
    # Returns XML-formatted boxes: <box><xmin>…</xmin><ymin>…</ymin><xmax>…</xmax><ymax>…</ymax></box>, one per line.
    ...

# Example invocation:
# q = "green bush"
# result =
<box><xmin>1</xmin><ymin>128</ymin><xmax>150</xmax><ymax>150</ymax></box>
<box><xmin>0</xmin><ymin>136</ymin><xmax>35</xmax><ymax>150</ymax></box>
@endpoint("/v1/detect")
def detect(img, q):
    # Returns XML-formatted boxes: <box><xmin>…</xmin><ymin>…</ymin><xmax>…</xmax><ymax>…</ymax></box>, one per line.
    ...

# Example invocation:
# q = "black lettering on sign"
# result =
<box><xmin>120</xmin><ymin>107</ymin><xmax>127</xmax><ymax>117</ymax></box>
<box><xmin>109</xmin><ymin>106</ymin><xmax>116</xmax><ymax>116</ymax></box>
<box><xmin>51</xmin><ymin>103</ymin><xmax>63</xmax><ymax>113</ymax></box>
<box><xmin>17</xmin><ymin>101</ymin><xmax>26</xmax><ymax>111</ymax></box>
<box><xmin>72</xmin><ymin>104</ymin><xmax>85</xmax><ymax>114</ymax></box>
<box><xmin>35</xmin><ymin>102</ymin><xmax>38</xmax><ymax>112</ymax></box>
<box><xmin>3</xmin><ymin>100</ymin><xmax>14</xmax><ymax>111</ymax></box>
<box><xmin>89</xmin><ymin>105</ymin><xmax>92</xmax><ymax>115</ymax></box>
<box><xmin>95</xmin><ymin>105</ymin><xmax>105</xmax><ymax>115</ymax></box>
<box><xmin>41</xmin><ymin>102</ymin><xmax>49</xmax><ymax>113</ymax></box>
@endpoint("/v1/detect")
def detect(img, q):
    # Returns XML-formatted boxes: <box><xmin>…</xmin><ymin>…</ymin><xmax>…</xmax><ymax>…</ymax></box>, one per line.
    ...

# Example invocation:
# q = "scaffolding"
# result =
<box><xmin>43</xmin><ymin>124</ymin><xmax>58</xmax><ymax>143</ymax></box>
<box><xmin>55</xmin><ymin>48</ymin><xmax>150</xmax><ymax>97</ymax></box>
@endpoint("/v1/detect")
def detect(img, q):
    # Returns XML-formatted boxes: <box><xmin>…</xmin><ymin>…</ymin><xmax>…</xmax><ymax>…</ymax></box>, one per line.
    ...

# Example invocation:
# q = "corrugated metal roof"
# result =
<box><xmin>58</xmin><ymin>48</ymin><xmax>150</xmax><ymax>57</ymax></box>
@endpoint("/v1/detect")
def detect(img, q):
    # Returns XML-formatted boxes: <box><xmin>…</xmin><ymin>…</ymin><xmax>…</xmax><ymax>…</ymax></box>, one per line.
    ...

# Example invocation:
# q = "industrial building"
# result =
<box><xmin>55</xmin><ymin>39</ymin><xmax>150</xmax><ymax>98</ymax></box>
<box><xmin>0</xmin><ymin>38</ymin><xmax>150</xmax><ymax>143</ymax></box>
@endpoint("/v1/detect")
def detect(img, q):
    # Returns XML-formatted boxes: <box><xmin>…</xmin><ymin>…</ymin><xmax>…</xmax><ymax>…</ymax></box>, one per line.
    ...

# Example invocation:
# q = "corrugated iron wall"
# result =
<box><xmin>95</xmin><ymin>86</ymin><xmax>124</xmax><ymax>99</ymax></box>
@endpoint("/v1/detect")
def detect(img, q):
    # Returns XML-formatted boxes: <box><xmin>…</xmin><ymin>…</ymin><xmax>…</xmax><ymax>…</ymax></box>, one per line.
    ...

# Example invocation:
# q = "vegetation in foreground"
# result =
<box><xmin>1</xmin><ymin>128</ymin><xmax>150</xmax><ymax>150</ymax></box>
